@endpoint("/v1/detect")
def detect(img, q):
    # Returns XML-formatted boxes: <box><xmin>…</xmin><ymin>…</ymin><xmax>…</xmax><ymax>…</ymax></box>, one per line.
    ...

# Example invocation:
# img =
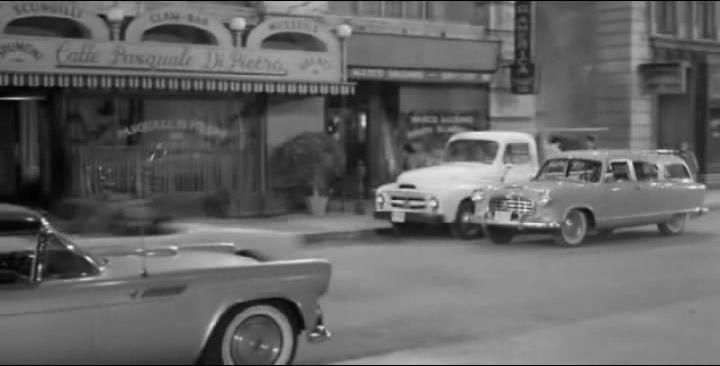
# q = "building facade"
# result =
<box><xmin>536</xmin><ymin>1</ymin><xmax>720</xmax><ymax>186</ymax></box>
<box><xmin>0</xmin><ymin>1</ymin><xmax>535</xmax><ymax>215</ymax></box>
<box><xmin>0</xmin><ymin>1</ymin><xmax>353</xmax><ymax>215</ymax></box>
<box><xmin>321</xmin><ymin>0</ymin><xmax>536</xmax><ymax>193</ymax></box>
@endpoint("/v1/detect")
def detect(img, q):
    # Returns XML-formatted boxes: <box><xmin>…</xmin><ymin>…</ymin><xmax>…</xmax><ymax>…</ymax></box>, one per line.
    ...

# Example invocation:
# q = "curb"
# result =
<box><xmin>301</xmin><ymin>228</ymin><xmax>391</xmax><ymax>245</ymax></box>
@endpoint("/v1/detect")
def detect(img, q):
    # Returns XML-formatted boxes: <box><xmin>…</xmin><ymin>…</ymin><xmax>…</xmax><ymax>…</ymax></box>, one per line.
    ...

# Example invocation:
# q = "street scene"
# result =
<box><xmin>2</xmin><ymin>0</ymin><xmax>720</xmax><ymax>365</ymax></box>
<box><xmin>294</xmin><ymin>211</ymin><xmax>720</xmax><ymax>364</ymax></box>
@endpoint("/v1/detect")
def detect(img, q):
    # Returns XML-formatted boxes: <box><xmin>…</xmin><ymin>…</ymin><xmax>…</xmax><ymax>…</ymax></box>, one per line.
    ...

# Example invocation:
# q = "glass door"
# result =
<box><xmin>0</xmin><ymin>101</ymin><xmax>18</xmax><ymax>199</ymax></box>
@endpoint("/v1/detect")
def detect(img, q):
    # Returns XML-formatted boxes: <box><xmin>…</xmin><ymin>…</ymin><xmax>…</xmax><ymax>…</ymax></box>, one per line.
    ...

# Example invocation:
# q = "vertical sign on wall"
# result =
<box><xmin>511</xmin><ymin>0</ymin><xmax>536</xmax><ymax>94</ymax></box>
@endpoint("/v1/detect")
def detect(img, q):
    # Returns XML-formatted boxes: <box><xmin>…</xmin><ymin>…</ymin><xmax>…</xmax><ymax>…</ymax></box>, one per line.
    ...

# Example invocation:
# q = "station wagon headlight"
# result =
<box><xmin>471</xmin><ymin>189</ymin><xmax>485</xmax><ymax>201</ymax></box>
<box><xmin>428</xmin><ymin>196</ymin><xmax>439</xmax><ymax>210</ymax></box>
<box><xmin>537</xmin><ymin>190</ymin><xmax>552</xmax><ymax>206</ymax></box>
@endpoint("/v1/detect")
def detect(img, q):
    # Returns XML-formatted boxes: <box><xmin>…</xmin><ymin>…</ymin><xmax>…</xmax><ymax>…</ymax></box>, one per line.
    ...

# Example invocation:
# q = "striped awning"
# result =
<box><xmin>0</xmin><ymin>72</ymin><xmax>355</xmax><ymax>95</ymax></box>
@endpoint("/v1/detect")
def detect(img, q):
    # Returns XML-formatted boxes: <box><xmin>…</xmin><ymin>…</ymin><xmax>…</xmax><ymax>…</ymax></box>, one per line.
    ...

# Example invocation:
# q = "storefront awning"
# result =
<box><xmin>0</xmin><ymin>72</ymin><xmax>355</xmax><ymax>95</ymax></box>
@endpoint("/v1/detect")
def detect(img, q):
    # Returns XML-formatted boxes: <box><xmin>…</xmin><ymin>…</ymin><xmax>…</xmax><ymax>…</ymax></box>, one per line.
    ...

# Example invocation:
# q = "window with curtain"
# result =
<box><xmin>656</xmin><ymin>1</ymin><xmax>678</xmax><ymax>35</ymax></box>
<box><xmin>699</xmin><ymin>1</ymin><xmax>717</xmax><ymax>39</ymax></box>
<box><xmin>64</xmin><ymin>93</ymin><xmax>263</xmax><ymax>197</ymax></box>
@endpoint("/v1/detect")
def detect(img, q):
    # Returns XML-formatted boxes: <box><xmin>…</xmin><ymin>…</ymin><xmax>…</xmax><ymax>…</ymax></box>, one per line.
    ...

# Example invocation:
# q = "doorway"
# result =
<box><xmin>0</xmin><ymin>101</ymin><xmax>18</xmax><ymax>199</ymax></box>
<box><xmin>0</xmin><ymin>97</ymin><xmax>45</xmax><ymax>205</ymax></box>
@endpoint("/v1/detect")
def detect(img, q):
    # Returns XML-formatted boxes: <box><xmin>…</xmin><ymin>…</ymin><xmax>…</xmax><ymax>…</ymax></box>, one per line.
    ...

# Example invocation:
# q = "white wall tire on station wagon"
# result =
<box><xmin>554</xmin><ymin>209</ymin><xmax>588</xmax><ymax>246</ymax></box>
<box><xmin>658</xmin><ymin>213</ymin><xmax>688</xmax><ymax>236</ymax></box>
<box><xmin>203</xmin><ymin>304</ymin><xmax>298</xmax><ymax>365</ymax></box>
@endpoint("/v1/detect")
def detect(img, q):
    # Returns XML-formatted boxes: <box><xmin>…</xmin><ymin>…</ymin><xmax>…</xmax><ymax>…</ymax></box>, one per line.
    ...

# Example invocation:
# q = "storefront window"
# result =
<box><xmin>5</xmin><ymin>17</ymin><xmax>90</xmax><ymax>38</ymax></box>
<box><xmin>64</xmin><ymin>93</ymin><xmax>262</xmax><ymax>198</ymax></box>
<box><xmin>142</xmin><ymin>25</ymin><xmax>219</xmax><ymax>45</ymax></box>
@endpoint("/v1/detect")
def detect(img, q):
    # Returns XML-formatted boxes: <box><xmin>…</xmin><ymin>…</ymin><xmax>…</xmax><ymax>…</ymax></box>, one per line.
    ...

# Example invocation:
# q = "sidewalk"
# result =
<box><xmin>160</xmin><ymin>190</ymin><xmax>720</xmax><ymax>244</ymax></box>
<box><xmin>162</xmin><ymin>211</ymin><xmax>391</xmax><ymax>245</ymax></box>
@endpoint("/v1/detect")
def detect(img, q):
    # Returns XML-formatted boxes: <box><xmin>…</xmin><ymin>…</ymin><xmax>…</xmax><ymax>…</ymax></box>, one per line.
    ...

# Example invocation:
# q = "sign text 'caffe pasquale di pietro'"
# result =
<box><xmin>0</xmin><ymin>37</ymin><xmax>341</xmax><ymax>82</ymax></box>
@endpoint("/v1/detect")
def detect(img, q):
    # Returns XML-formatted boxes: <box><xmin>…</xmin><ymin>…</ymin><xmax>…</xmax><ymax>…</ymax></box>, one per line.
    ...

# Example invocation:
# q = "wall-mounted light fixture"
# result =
<box><xmin>336</xmin><ymin>23</ymin><xmax>353</xmax><ymax>83</ymax></box>
<box><xmin>230</xmin><ymin>17</ymin><xmax>247</xmax><ymax>47</ymax></box>
<box><xmin>107</xmin><ymin>7</ymin><xmax>125</xmax><ymax>41</ymax></box>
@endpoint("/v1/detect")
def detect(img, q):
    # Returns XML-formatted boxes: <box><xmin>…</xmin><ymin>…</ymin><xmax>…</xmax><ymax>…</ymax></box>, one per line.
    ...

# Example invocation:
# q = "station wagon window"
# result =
<box><xmin>503</xmin><ymin>143</ymin><xmax>531</xmax><ymax>164</ymax></box>
<box><xmin>608</xmin><ymin>161</ymin><xmax>633</xmax><ymax>182</ymax></box>
<box><xmin>535</xmin><ymin>158</ymin><xmax>602</xmax><ymax>183</ymax></box>
<box><xmin>664</xmin><ymin>163</ymin><xmax>691</xmax><ymax>180</ymax></box>
<box><xmin>632</xmin><ymin>161</ymin><xmax>659</xmax><ymax>182</ymax></box>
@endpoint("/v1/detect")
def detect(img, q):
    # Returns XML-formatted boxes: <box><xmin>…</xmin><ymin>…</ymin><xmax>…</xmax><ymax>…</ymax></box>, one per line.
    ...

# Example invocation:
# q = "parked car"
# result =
<box><xmin>374</xmin><ymin>131</ymin><xmax>540</xmax><ymax>239</ymax></box>
<box><xmin>472</xmin><ymin>150</ymin><xmax>708</xmax><ymax>246</ymax></box>
<box><xmin>0</xmin><ymin>204</ymin><xmax>331</xmax><ymax>365</ymax></box>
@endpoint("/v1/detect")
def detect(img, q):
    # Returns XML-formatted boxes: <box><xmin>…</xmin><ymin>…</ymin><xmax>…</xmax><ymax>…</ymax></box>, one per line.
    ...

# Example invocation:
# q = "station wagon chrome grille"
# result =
<box><xmin>389</xmin><ymin>193</ymin><xmax>427</xmax><ymax>210</ymax></box>
<box><xmin>490</xmin><ymin>197</ymin><xmax>534</xmax><ymax>216</ymax></box>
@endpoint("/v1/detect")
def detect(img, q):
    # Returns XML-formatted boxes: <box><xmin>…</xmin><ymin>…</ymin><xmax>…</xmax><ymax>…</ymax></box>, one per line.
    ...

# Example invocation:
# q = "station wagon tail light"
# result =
<box><xmin>428</xmin><ymin>197</ymin><xmax>439</xmax><ymax>210</ymax></box>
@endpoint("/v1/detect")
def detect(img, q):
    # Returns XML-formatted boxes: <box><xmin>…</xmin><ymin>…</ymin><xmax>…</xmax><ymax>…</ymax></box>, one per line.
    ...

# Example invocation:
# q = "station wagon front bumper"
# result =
<box><xmin>471</xmin><ymin>212</ymin><xmax>561</xmax><ymax>230</ymax></box>
<box><xmin>690</xmin><ymin>206</ymin><xmax>709</xmax><ymax>217</ymax></box>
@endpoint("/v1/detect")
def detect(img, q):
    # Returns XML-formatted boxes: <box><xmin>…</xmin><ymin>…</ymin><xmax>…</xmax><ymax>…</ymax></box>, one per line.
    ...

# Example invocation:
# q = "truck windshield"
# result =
<box><xmin>445</xmin><ymin>139</ymin><xmax>499</xmax><ymax>164</ymax></box>
<box><xmin>535</xmin><ymin>158</ymin><xmax>603</xmax><ymax>183</ymax></box>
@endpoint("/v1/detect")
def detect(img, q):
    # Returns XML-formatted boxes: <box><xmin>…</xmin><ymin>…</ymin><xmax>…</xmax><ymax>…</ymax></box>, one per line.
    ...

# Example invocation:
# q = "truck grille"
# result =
<box><xmin>490</xmin><ymin>197</ymin><xmax>534</xmax><ymax>216</ymax></box>
<box><xmin>389</xmin><ymin>193</ymin><xmax>427</xmax><ymax>210</ymax></box>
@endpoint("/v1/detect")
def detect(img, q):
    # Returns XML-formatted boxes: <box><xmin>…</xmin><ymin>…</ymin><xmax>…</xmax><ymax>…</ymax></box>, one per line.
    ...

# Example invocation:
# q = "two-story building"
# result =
<box><xmin>536</xmin><ymin>1</ymin><xmax>720</xmax><ymax>187</ymax></box>
<box><xmin>0</xmin><ymin>0</ymin><xmax>538</xmax><ymax>216</ymax></box>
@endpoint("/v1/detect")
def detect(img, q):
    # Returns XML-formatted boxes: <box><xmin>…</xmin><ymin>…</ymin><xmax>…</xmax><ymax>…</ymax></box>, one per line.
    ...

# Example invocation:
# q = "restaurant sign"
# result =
<box><xmin>0</xmin><ymin>36</ymin><xmax>341</xmax><ymax>82</ymax></box>
<box><xmin>511</xmin><ymin>0</ymin><xmax>535</xmax><ymax>94</ymax></box>
<box><xmin>349</xmin><ymin>67</ymin><xmax>493</xmax><ymax>84</ymax></box>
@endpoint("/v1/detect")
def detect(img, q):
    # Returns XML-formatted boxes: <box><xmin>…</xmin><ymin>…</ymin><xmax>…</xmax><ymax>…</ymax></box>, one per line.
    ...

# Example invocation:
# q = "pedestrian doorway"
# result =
<box><xmin>0</xmin><ymin>95</ymin><xmax>46</xmax><ymax>205</ymax></box>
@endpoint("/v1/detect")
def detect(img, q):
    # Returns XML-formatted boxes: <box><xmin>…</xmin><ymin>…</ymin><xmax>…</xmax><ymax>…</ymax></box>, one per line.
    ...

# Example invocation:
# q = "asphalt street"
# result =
<box><xmin>294</xmin><ymin>211</ymin><xmax>720</xmax><ymax>364</ymax></box>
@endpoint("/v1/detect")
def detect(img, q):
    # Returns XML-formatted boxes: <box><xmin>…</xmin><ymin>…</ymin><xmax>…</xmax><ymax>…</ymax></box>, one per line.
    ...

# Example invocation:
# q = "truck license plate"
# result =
<box><xmin>391</xmin><ymin>211</ymin><xmax>406</xmax><ymax>223</ymax></box>
<box><xmin>494</xmin><ymin>211</ymin><xmax>513</xmax><ymax>223</ymax></box>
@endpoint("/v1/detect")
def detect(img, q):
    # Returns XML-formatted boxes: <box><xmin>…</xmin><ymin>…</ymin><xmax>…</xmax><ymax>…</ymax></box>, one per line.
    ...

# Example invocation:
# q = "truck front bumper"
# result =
<box><xmin>374</xmin><ymin>211</ymin><xmax>445</xmax><ymax>225</ymax></box>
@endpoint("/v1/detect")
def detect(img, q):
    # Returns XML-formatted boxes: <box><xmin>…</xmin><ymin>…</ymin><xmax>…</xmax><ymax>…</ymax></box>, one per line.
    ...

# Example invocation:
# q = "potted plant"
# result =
<box><xmin>270</xmin><ymin>132</ymin><xmax>345</xmax><ymax>216</ymax></box>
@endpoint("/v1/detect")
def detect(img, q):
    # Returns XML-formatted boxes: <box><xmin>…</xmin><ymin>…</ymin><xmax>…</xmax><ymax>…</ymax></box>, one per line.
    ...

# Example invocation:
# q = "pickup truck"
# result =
<box><xmin>374</xmin><ymin>131</ymin><xmax>541</xmax><ymax>239</ymax></box>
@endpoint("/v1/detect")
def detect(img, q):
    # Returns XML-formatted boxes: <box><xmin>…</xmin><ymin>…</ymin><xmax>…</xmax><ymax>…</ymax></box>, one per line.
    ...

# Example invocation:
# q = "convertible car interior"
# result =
<box><xmin>0</xmin><ymin>217</ymin><xmax>98</xmax><ymax>285</ymax></box>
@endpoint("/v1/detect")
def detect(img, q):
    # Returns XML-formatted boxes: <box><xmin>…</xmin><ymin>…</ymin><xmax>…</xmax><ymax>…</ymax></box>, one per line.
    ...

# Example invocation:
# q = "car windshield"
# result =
<box><xmin>535</xmin><ymin>158</ymin><xmax>603</xmax><ymax>183</ymax></box>
<box><xmin>444</xmin><ymin>139</ymin><xmax>499</xmax><ymax>164</ymax></box>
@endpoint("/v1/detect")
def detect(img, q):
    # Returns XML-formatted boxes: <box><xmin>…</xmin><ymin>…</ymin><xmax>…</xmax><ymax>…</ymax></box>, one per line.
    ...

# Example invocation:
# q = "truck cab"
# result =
<box><xmin>374</xmin><ymin>131</ymin><xmax>540</xmax><ymax>239</ymax></box>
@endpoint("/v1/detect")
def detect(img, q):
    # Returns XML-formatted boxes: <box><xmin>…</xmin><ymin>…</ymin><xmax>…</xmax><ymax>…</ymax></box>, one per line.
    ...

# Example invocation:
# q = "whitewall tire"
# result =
<box><xmin>554</xmin><ymin>209</ymin><xmax>588</xmax><ymax>246</ymax></box>
<box><xmin>203</xmin><ymin>304</ymin><xmax>298</xmax><ymax>365</ymax></box>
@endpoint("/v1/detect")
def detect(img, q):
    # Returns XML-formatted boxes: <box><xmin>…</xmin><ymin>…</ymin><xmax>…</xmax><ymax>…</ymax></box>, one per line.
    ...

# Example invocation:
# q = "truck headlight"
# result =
<box><xmin>375</xmin><ymin>194</ymin><xmax>386</xmax><ymax>208</ymax></box>
<box><xmin>471</xmin><ymin>189</ymin><xmax>485</xmax><ymax>201</ymax></box>
<box><xmin>428</xmin><ymin>197</ymin><xmax>439</xmax><ymax>210</ymax></box>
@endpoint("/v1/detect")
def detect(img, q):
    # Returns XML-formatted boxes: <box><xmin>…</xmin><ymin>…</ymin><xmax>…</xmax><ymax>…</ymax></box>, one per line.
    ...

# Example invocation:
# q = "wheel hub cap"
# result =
<box><xmin>562</xmin><ymin>213</ymin><xmax>584</xmax><ymax>242</ymax></box>
<box><xmin>230</xmin><ymin>315</ymin><xmax>283</xmax><ymax>365</ymax></box>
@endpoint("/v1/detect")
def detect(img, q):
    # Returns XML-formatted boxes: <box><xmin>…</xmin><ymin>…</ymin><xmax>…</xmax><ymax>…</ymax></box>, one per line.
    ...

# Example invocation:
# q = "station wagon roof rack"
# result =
<box><xmin>640</xmin><ymin>149</ymin><xmax>678</xmax><ymax>155</ymax></box>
